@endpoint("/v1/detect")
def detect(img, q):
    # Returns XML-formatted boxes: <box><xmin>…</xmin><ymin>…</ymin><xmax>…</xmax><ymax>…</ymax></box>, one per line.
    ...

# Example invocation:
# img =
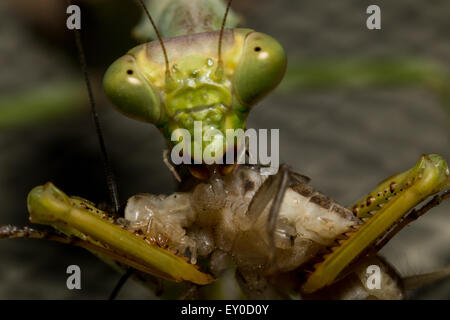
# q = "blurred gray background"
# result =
<box><xmin>0</xmin><ymin>0</ymin><xmax>449</xmax><ymax>299</ymax></box>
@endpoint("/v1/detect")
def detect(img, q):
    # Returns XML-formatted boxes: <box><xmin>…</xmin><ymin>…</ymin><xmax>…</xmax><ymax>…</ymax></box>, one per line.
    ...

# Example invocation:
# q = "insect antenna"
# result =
<box><xmin>69</xmin><ymin>1</ymin><xmax>120</xmax><ymax>214</ymax></box>
<box><xmin>136</xmin><ymin>0</ymin><xmax>171</xmax><ymax>79</ymax></box>
<box><xmin>217</xmin><ymin>0</ymin><xmax>234</xmax><ymax>75</ymax></box>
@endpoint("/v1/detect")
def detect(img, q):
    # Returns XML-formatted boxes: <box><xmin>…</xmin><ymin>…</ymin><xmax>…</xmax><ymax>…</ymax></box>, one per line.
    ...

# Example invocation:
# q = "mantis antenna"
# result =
<box><xmin>217</xmin><ymin>0</ymin><xmax>234</xmax><ymax>72</ymax></box>
<box><xmin>68</xmin><ymin>0</ymin><xmax>120</xmax><ymax>214</ymax></box>
<box><xmin>136</xmin><ymin>0</ymin><xmax>171</xmax><ymax>78</ymax></box>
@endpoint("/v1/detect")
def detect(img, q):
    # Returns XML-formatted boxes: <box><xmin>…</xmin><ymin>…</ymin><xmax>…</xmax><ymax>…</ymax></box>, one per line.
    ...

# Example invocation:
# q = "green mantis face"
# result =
<box><xmin>103</xmin><ymin>28</ymin><xmax>286</xmax><ymax>163</ymax></box>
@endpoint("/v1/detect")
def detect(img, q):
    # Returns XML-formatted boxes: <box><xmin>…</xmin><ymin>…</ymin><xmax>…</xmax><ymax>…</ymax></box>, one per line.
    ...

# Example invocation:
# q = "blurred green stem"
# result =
<box><xmin>0</xmin><ymin>81</ymin><xmax>86</xmax><ymax>130</ymax></box>
<box><xmin>282</xmin><ymin>59</ymin><xmax>450</xmax><ymax>117</ymax></box>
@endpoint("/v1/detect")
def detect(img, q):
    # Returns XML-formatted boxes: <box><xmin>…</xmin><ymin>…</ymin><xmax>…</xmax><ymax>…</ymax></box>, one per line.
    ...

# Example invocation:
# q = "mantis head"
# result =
<box><xmin>103</xmin><ymin>29</ymin><xmax>286</xmax><ymax>165</ymax></box>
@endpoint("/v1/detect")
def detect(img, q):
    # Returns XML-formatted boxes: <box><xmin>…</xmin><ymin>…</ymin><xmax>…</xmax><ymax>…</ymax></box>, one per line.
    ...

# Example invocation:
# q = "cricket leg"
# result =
<box><xmin>163</xmin><ymin>149</ymin><xmax>182</xmax><ymax>182</ymax></box>
<box><xmin>1</xmin><ymin>225</ymin><xmax>75</xmax><ymax>244</ymax></box>
<box><xmin>236</xmin><ymin>268</ymin><xmax>291</xmax><ymax>299</ymax></box>
<box><xmin>247</xmin><ymin>164</ymin><xmax>310</xmax><ymax>261</ymax></box>
<box><xmin>108</xmin><ymin>268</ymin><xmax>134</xmax><ymax>300</ymax></box>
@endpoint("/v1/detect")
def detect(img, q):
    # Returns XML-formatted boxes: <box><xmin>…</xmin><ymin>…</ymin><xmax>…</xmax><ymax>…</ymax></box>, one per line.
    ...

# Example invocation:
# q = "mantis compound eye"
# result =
<box><xmin>233</xmin><ymin>32</ymin><xmax>287</xmax><ymax>107</ymax></box>
<box><xmin>103</xmin><ymin>54</ymin><xmax>161</xmax><ymax>124</ymax></box>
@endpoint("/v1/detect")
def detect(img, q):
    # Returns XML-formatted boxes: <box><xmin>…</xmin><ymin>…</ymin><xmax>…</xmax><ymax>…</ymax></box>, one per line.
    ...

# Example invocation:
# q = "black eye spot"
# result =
<box><xmin>254</xmin><ymin>47</ymin><xmax>261</xmax><ymax>52</ymax></box>
<box><xmin>127</xmin><ymin>70</ymin><xmax>133</xmax><ymax>75</ymax></box>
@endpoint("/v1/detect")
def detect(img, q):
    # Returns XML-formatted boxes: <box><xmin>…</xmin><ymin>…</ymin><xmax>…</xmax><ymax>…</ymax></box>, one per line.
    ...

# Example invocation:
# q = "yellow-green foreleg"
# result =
<box><xmin>27</xmin><ymin>183</ymin><xmax>214</xmax><ymax>285</ymax></box>
<box><xmin>302</xmin><ymin>154</ymin><xmax>449</xmax><ymax>293</ymax></box>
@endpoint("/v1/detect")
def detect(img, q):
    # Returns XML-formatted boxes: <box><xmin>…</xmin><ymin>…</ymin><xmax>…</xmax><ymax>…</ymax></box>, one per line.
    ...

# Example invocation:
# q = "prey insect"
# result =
<box><xmin>1</xmin><ymin>0</ymin><xmax>449</xmax><ymax>299</ymax></box>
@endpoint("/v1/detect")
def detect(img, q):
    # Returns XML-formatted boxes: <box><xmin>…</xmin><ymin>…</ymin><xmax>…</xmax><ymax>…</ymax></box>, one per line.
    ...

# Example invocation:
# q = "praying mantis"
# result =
<box><xmin>1</xmin><ymin>0</ymin><xmax>449</xmax><ymax>299</ymax></box>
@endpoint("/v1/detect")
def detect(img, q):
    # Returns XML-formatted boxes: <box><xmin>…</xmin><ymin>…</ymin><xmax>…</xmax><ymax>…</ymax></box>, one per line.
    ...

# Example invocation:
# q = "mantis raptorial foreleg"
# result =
<box><xmin>302</xmin><ymin>154</ymin><xmax>449</xmax><ymax>293</ymax></box>
<box><xmin>24</xmin><ymin>183</ymin><xmax>214</xmax><ymax>285</ymax></box>
<box><xmin>0</xmin><ymin>225</ymin><xmax>146</xmax><ymax>278</ymax></box>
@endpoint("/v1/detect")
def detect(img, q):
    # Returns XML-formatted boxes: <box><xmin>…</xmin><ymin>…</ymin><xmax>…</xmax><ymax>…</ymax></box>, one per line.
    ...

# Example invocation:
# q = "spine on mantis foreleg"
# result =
<box><xmin>133</xmin><ymin>0</ymin><xmax>241</xmax><ymax>41</ymax></box>
<box><xmin>351</xmin><ymin>158</ymin><xmax>434</xmax><ymax>219</ymax></box>
<box><xmin>301</xmin><ymin>154</ymin><xmax>449</xmax><ymax>294</ymax></box>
